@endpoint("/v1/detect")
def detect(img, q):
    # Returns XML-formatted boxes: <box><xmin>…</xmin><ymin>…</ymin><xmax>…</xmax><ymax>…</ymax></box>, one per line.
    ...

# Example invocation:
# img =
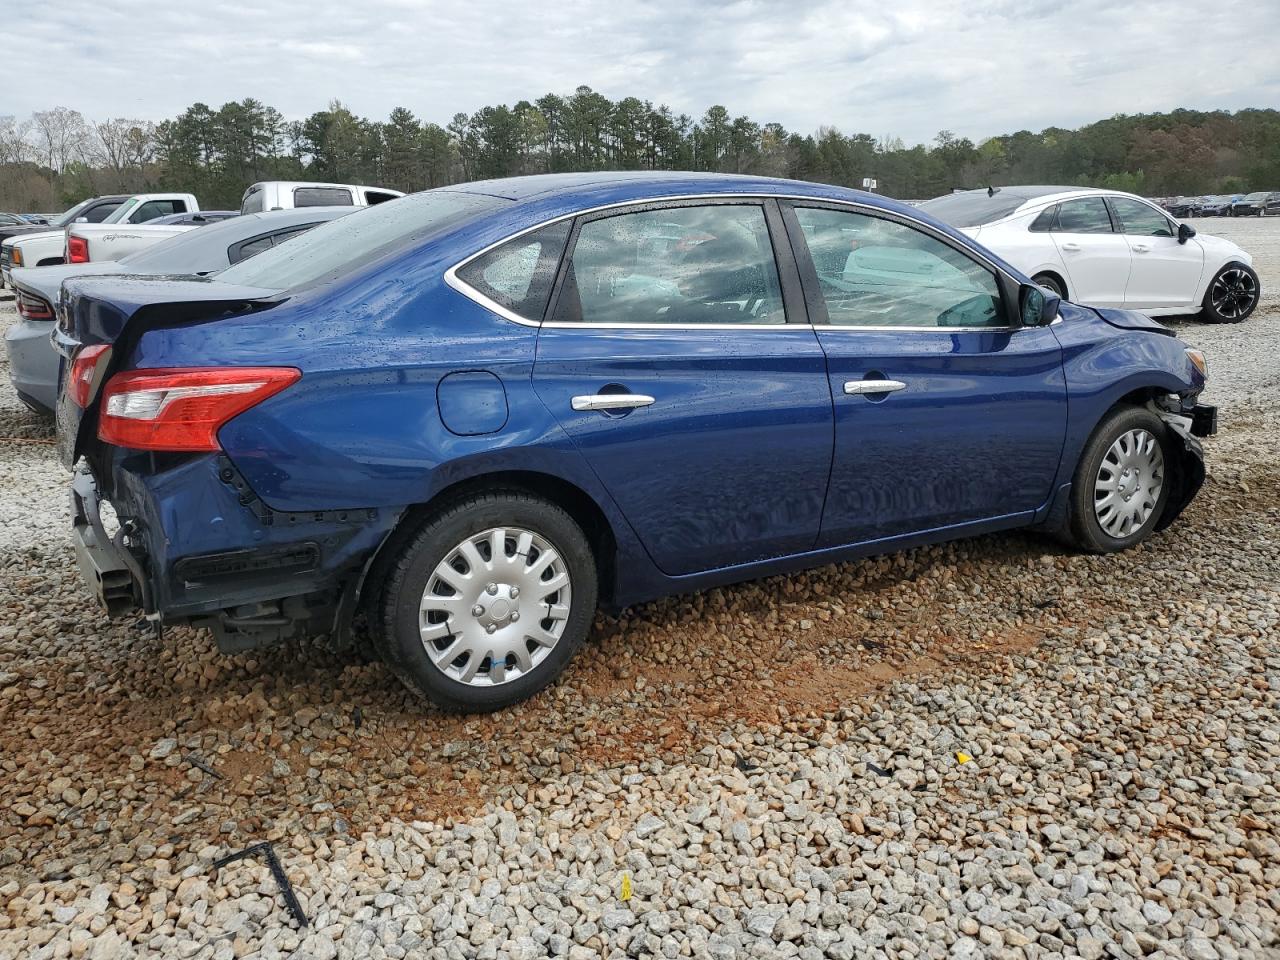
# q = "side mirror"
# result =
<box><xmin>74</xmin><ymin>216</ymin><xmax>88</xmax><ymax>223</ymax></box>
<box><xmin>1020</xmin><ymin>283</ymin><xmax>1060</xmax><ymax>327</ymax></box>
<box><xmin>1178</xmin><ymin>222</ymin><xmax>1196</xmax><ymax>244</ymax></box>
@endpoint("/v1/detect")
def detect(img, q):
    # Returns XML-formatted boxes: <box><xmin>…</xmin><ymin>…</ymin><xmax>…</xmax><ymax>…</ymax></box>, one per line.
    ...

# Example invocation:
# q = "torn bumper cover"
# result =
<box><xmin>70</xmin><ymin>456</ymin><xmax>402</xmax><ymax>650</ymax></box>
<box><xmin>1154</xmin><ymin>401</ymin><xmax>1215</xmax><ymax>531</ymax></box>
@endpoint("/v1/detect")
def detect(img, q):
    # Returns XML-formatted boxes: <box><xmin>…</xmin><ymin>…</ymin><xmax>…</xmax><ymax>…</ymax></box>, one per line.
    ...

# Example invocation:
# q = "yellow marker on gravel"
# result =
<box><xmin>620</xmin><ymin>872</ymin><xmax>632</xmax><ymax>901</ymax></box>
<box><xmin>956</xmin><ymin>752</ymin><xmax>973</xmax><ymax>764</ymax></box>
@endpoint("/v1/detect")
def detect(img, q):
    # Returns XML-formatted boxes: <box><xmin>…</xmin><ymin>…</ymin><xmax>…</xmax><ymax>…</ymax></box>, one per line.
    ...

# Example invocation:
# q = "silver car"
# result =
<box><xmin>6</xmin><ymin>207</ymin><xmax>353</xmax><ymax>414</ymax></box>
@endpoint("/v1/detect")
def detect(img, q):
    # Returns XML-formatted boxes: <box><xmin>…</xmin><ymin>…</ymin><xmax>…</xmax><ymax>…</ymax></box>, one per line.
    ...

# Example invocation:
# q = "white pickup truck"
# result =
<box><xmin>3</xmin><ymin>193</ymin><xmax>199</xmax><ymax>276</ymax></box>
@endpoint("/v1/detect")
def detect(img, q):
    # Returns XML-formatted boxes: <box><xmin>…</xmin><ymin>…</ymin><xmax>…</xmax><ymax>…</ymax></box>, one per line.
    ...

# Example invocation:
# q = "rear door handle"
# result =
<box><xmin>844</xmin><ymin>379</ymin><xmax>906</xmax><ymax>396</ymax></box>
<box><xmin>1131</xmin><ymin>243</ymin><xmax>1150</xmax><ymax>253</ymax></box>
<box><xmin>571</xmin><ymin>393</ymin><xmax>655</xmax><ymax>412</ymax></box>
<box><xmin>1059</xmin><ymin>242</ymin><xmax>1082</xmax><ymax>252</ymax></box>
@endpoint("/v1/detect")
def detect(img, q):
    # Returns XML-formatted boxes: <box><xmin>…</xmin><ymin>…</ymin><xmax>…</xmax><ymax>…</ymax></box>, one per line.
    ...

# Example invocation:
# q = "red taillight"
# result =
<box><xmin>97</xmin><ymin>367</ymin><xmax>300</xmax><ymax>451</ymax></box>
<box><xmin>68</xmin><ymin>344</ymin><xmax>110</xmax><ymax>408</ymax></box>
<box><xmin>16</xmin><ymin>289</ymin><xmax>53</xmax><ymax>320</ymax></box>
<box><xmin>67</xmin><ymin>235</ymin><xmax>89</xmax><ymax>263</ymax></box>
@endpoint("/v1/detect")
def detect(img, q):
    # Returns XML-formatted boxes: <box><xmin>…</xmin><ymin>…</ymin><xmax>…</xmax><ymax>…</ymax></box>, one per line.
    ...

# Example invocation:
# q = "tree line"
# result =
<box><xmin>2</xmin><ymin>90</ymin><xmax>1279</xmax><ymax>213</ymax></box>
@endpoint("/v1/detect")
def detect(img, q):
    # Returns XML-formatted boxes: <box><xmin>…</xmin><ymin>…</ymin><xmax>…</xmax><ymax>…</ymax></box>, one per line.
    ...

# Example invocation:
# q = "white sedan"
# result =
<box><xmin>917</xmin><ymin>187</ymin><xmax>1260</xmax><ymax>323</ymax></box>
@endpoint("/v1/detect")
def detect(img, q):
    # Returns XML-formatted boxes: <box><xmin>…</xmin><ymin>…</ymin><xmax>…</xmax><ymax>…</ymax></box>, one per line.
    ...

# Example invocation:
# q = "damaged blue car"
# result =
<box><xmin>55</xmin><ymin>172</ymin><xmax>1216</xmax><ymax>712</ymax></box>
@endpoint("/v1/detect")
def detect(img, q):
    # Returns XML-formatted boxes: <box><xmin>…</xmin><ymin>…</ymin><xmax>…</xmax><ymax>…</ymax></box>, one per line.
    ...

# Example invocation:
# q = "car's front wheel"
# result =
<box><xmin>1067</xmin><ymin>406</ymin><xmax>1171</xmax><ymax>553</ymax></box>
<box><xmin>1201</xmin><ymin>262</ymin><xmax>1259</xmax><ymax>323</ymax></box>
<box><xmin>374</xmin><ymin>490</ymin><xmax>598</xmax><ymax>711</ymax></box>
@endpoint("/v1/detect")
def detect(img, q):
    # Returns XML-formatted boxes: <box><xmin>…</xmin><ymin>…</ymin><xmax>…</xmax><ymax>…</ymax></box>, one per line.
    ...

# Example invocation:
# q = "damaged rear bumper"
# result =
<box><xmin>70</xmin><ymin>455</ymin><xmax>402</xmax><ymax>651</ymax></box>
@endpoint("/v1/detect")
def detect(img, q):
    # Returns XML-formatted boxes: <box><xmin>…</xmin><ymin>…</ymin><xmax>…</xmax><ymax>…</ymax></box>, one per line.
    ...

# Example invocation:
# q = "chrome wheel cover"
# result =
<box><xmin>1210</xmin><ymin>267</ymin><xmax>1257</xmax><ymax>319</ymax></box>
<box><xmin>419</xmin><ymin>526</ymin><xmax>572</xmax><ymax>687</ymax></box>
<box><xmin>1094</xmin><ymin>429</ymin><xmax>1164</xmax><ymax>538</ymax></box>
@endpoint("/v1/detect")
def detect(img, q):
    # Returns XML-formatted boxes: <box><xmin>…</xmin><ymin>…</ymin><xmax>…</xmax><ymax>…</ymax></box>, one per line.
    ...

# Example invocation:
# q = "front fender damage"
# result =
<box><xmin>1150</xmin><ymin>400</ymin><xmax>1207</xmax><ymax>532</ymax></box>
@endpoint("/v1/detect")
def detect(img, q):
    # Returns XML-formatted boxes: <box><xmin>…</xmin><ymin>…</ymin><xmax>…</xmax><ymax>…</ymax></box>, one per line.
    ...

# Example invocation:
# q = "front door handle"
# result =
<box><xmin>1131</xmin><ymin>243</ymin><xmax>1150</xmax><ymax>253</ymax></box>
<box><xmin>1059</xmin><ymin>241</ymin><xmax>1082</xmax><ymax>252</ymax></box>
<box><xmin>571</xmin><ymin>393</ymin><xmax>655</xmax><ymax>412</ymax></box>
<box><xmin>844</xmin><ymin>379</ymin><xmax>906</xmax><ymax>396</ymax></box>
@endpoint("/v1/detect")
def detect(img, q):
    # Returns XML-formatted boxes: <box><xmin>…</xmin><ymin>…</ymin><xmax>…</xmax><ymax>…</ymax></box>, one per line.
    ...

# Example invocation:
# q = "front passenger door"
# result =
<box><xmin>1108</xmin><ymin>197</ymin><xmax>1203</xmax><ymax>309</ymax></box>
<box><xmin>784</xmin><ymin>203</ymin><xmax>1067</xmax><ymax>548</ymax></box>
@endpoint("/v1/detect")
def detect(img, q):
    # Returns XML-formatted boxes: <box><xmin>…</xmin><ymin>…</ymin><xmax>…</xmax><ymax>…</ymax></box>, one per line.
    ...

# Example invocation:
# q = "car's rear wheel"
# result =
<box><xmin>1067</xmin><ymin>406</ymin><xmax>1171</xmax><ymax>553</ymax></box>
<box><xmin>1201</xmin><ymin>262</ymin><xmax>1259</xmax><ymax>323</ymax></box>
<box><xmin>374</xmin><ymin>490</ymin><xmax>597</xmax><ymax>711</ymax></box>
<box><xmin>1031</xmin><ymin>273</ymin><xmax>1066</xmax><ymax>299</ymax></box>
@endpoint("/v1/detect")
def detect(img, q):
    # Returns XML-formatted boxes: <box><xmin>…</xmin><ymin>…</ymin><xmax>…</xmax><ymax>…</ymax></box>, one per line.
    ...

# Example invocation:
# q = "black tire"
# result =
<box><xmin>1031</xmin><ymin>273</ymin><xmax>1066</xmax><ymax>299</ymax></box>
<box><xmin>373</xmin><ymin>490</ymin><xmax>597</xmax><ymax>712</ymax></box>
<box><xmin>1201</xmin><ymin>261</ymin><xmax>1260</xmax><ymax>324</ymax></box>
<box><xmin>1066</xmin><ymin>406</ymin><xmax>1171</xmax><ymax>554</ymax></box>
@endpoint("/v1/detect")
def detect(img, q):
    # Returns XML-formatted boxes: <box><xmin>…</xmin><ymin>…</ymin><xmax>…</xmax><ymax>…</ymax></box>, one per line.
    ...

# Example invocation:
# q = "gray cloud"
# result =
<box><xmin>6</xmin><ymin>0</ymin><xmax>1279</xmax><ymax>143</ymax></box>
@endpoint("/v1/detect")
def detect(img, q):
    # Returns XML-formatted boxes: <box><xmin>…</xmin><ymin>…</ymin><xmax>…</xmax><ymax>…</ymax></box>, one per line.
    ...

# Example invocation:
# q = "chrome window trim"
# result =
<box><xmin>444</xmin><ymin>192</ymin><xmax>1023</xmax><ymax>332</ymax></box>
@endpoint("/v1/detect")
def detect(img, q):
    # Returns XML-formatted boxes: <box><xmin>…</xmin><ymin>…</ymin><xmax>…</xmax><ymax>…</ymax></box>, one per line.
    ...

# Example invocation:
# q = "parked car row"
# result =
<box><xmin>1</xmin><ymin>180</ymin><xmax>406</xmax><ymax>289</ymax></box>
<box><xmin>918</xmin><ymin>186</ymin><xmax>1260</xmax><ymax>323</ymax></box>
<box><xmin>1157</xmin><ymin>192</ymin><xmax>1280</xmax><ymax>217</ymax></box>
<box><xmin>23</xmin><ymin>171</ymin><xmax>1217</xmax><ymax>713</ymax></box>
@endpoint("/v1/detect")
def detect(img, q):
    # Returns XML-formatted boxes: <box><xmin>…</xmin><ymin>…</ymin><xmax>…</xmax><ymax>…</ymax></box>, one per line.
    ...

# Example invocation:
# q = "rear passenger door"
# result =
<box><xmin>528</xmin><ymin>199</ymin><xmax>834</xmax><ymax>577</ymax></box>
<box><xmin>1047</xmin><ymin>197</ymin><xmax>1131</xmax><ymax>306</ymax></box>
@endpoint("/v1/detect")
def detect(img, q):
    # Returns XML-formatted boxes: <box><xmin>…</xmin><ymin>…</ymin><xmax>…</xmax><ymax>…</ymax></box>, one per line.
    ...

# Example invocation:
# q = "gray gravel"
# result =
<box><xmin>1</xmin><ymin>219</ymin><xmax>1278</xmax><ymax>959</ymax></box>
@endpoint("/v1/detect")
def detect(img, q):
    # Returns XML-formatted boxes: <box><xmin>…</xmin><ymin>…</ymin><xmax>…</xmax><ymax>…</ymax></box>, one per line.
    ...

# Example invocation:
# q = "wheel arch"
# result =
<box><xmin>1073</xmin><ymin>386</ymin><xmax>1205</xmax><ymax>535</ymax></box>
<box><xmin>355</xmin><ymin>469</ymin><xmax>622</xmax><ymax>623</ymax></box>
<box><xmin>1030</xmin><ymin>268</ymin><xmax>1069</xmax><ymax>299</ymax></box>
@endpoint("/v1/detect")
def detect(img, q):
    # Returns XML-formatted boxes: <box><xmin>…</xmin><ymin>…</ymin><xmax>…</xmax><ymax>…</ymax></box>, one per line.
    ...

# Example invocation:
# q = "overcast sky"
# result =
<box><xmin>8</xmin><ymin>0</ymin><xmax>1280</xmax><ymax>144</ymax></box>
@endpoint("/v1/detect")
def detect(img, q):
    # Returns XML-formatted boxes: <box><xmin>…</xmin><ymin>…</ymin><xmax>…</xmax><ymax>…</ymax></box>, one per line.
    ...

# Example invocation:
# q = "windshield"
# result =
<box><xmin>218</xmin><ymin>190</ymin><xmax>507</xmax><ymax>291</ymax></box>
<box><xmin>916</xmin><ymin>191</ymin><xmax>1029</xmax><ymax>228</ymax></box>
<box><xmin>102</xmin><ymin>199</ymin><xmax>140</xmax><ymax>224</ymax></box>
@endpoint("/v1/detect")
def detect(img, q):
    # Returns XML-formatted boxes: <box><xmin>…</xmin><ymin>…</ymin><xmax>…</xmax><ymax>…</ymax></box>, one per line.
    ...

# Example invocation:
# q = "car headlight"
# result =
<box><xmin>1186</xmin><ymin>348</ymin><xmax>1208</xmax><ymax>379</ymax></box>
<box><xmin>10</xmin><ymin>248</ymin><xmax>21</xmax><ymax>266</ymax></box>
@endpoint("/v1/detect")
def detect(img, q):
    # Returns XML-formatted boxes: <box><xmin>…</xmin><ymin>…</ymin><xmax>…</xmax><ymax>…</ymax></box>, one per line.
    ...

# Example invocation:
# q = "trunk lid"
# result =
<box><xmin>54</xmin><ymin>275</ymin><xmax>285</xmax><ymax>466</ymax></box>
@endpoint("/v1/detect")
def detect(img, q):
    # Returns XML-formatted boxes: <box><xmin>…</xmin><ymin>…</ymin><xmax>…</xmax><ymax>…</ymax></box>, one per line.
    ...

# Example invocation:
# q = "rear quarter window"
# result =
<box><xmin>455</xmin><ymin>222</ymin><xmax>571</xmax><ymax>322</ymax></box>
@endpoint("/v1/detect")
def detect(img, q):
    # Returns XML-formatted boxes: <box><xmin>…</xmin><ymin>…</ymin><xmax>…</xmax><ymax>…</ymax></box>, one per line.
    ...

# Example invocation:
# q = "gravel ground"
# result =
<box><xmin>1</xmin><ymin>219</ymin><xmax>1278</xmax><ymax>960</ymax></box>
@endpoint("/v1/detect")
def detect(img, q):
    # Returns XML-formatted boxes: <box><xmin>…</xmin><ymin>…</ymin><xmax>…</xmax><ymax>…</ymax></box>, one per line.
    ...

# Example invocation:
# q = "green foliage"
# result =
<box><xmin>8</xmin><ymin>95</ymin><xmax>1280</xmax><ymax>213</ymax></box>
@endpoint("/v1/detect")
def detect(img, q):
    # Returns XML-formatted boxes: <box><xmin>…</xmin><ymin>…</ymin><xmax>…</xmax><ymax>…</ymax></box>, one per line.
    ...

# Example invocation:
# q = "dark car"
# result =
<box><xmin>56</xmin><ymin>172</ymin><xmax>1216</xmax><ymax>713</ymax></box>
<box><xmin>1231</xmin><ymin>192</ymin><xmax>1280</xmax><ymax>216</ymax></box>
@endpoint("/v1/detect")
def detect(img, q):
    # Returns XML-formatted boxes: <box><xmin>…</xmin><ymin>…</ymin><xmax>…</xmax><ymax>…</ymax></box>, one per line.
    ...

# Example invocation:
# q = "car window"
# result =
<box><xmin>364</xmin><ymin>190</ymin><xmax>399</xmax><ymax>205</ymax></box>
<box><xmin>1028</xmin><ymin>207</ymin><xmax>1057</xmax><ymax>233</ymax></box>
<box><xmin>85</xmin><ymin>201</ymin><xmax>125</xmax><ymax>224</ymax></box>
<box><xmin>1053</xmin><ymin>198</ymin><xmax>1113</xmax><ymax>234</ymax></box>
<box><xmin>916</xmin><ymin>191</ymin><xmax>1029</xmax><ymax>227</ymax></box>
<box><xmin>552</xmin><ymin>204</ymin><xmax>785</xmax><ymax>325</ymax></box>
<box><xmin>130</xmin><ymin>199</ymin><xmax>184</xmax><ymax>223</ymax></box>
<box><xmin>242</xmin><ymin>187</ymin><xmax>265</xmax><ymax>214</ymax></box>
<box><xmin>229</xmin><ymin>234</ymin><xmax>276</xmax><ymax>264</ymax></box>
<box><xmin>1109</xmin><ymin>198</ymin><xmax>1174</xmax><ymax>237</ymax></box>
<box><xmin>294</xmin><ymin>187</ymin><xmax>354</xmax><ymax>207</ymax></box>
<box><xmin>456</xmin><ymin>221</ymin><xmax>570</xmax><ymax>322</ymax></box>
<box><xmin>218</xmin><ymin>190</ymin><xmax>505</xmax><ymax>291</ymax></box>
<box><xmin>794</xmin><ymin>206</ymin><xmax>1005</xmax><ymax>329</ymax></box>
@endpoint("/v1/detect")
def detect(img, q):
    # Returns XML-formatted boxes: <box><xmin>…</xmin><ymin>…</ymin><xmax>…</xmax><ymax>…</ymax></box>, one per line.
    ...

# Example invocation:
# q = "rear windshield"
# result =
<box><xmin>218</xmin><ymin>190</ymin><xmax>507</xmax><ymax>291</ymax></box>
<box><xmin>916</xmin><ymin>191</ymin><xmax>1029</xmax><ymax>228</ymax></box>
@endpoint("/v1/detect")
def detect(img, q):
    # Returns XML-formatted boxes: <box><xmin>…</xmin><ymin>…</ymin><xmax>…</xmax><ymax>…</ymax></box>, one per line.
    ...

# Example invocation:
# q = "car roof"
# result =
<box><xmin>446</xmin><ymin>170</ymin><xmax>872</xmax><ymax>202</ymax></box>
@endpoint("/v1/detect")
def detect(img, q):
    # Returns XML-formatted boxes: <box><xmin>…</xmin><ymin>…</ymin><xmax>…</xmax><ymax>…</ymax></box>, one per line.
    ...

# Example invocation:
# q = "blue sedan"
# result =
<box><xmin>54</xmin><ymin>173</ymin><xmax>1216</xmax><ymax>712</ymax></box>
